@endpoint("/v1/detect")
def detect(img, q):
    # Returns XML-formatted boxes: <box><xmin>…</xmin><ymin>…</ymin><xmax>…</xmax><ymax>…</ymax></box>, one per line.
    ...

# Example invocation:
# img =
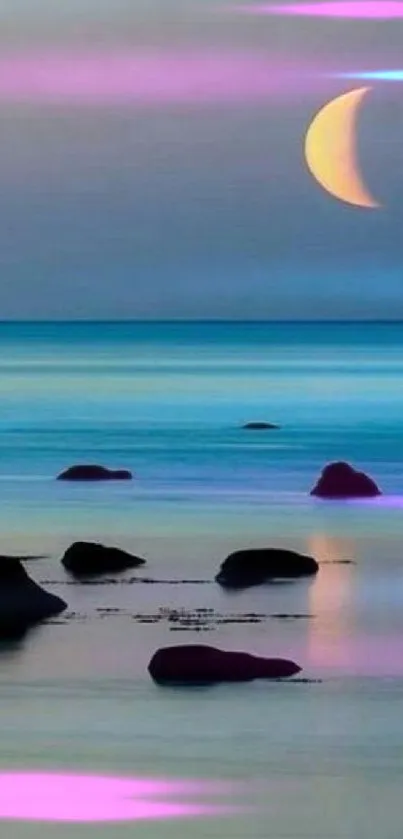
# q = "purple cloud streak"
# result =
<box><xmin>236</xmin><ymin>2</ymin><xmax>403</xmax><ymax>18</ymax></box>
<box><xmin>0</xmin><ymin>50</ymin><xmax>333</xmax><ymax>105</ymax></box>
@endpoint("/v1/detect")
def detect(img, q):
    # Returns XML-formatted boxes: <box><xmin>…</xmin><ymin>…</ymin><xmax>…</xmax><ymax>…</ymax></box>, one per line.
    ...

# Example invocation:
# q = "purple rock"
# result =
<box><xmin>310</xmin><ymin>461</ymin><xmax>381</xmax><ymax>498</ymax></box>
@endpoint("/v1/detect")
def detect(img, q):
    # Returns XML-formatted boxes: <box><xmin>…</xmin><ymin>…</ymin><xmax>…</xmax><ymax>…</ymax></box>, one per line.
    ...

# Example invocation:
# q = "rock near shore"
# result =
<box><xmin>0</xmin><ymin>558</ymin><xmax>67</xmax><ymax>639</ymax></box>
<box><xmin>148</xmin><ymin>644</ymin><xmax>301</xmax><ymax>685</ymax></box>
<box><xmin>61</xmin><ymin>542</ymin><xmax>146</xmax><ymax>577</ymax></box>
<box><xmin>216</xmin><ymin>548</ymin><xmax>319</xmax><ymax>589</ymax></box>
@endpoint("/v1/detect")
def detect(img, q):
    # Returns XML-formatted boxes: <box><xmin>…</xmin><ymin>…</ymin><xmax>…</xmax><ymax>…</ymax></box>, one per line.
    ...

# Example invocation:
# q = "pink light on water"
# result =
<box><xmin>0</xmin><ymin>773</ymin><xmax>234</xmax><ymax>823</ymax></box>
<box><xmin>0</xmin><ymin>50</ymin><xmax>328</xmax><ymax>105</ymax></box>
<box><xmin>308</xmin><ymin>635</ymin><xmax>403</xmax><ymax>676</ymax></box>
<box><xmin>344</xmin><ymin>495</ymin><xmax>403</xmax><ymax>508</ymax></box>
<box><xmin>237</xmin><ymin>2</ymin><xmax>403</xmax><ymax>18</ymax></box>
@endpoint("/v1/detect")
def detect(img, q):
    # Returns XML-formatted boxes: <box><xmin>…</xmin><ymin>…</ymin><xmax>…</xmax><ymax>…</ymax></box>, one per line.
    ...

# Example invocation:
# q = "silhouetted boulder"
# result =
<box><xmin>148</xmin><ymin>645</ymin><xmax>301</xmax><ymax>685</ymax></box>
<box><xmin>216</xmin><ymin>548</ymin><xmax>318</xmax><ymax>589</ymax></box>
<box><xmin>310</xmin><ymin>461</ymin><xmax>381</xmax><ymax>498</ymax></box>
<box><xmin>0</xmin><ymin>558</ymin><xmax>67</xmax><ymax>639</ymax></box>
<box><xmin>0</xmin><ymin>621</ymin><xmax>31</xmax><ymax>642</ymax></box>
<box><xmin>242</xmin><ymin>422</ymin><xmax>280</xmax><ymax>430</ymax></box>
<box><xmin>57</xmin><ymin>464</ymin><xmax>132</xmax><ymax>481</ymax></box>
<box><xmin>61</xmin><ymin>541</ymin><xmax>146</xmax><ymax>577</ymax></box>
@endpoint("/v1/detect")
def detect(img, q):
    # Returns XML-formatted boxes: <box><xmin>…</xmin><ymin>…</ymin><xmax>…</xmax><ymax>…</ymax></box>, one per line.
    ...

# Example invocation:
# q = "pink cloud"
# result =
<box><xmin>236</xmin><ymin>2</ymin><xmax>403</xmax><ymax>18</ymax></box>
<box><xmin>0</xmin><ymin>50</ymin><xmax>328</xmax><ymax>106</ymax></box>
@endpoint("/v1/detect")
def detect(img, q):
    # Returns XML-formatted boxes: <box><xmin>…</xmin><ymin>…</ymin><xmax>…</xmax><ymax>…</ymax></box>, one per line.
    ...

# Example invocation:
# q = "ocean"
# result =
<box><xmin>0</xmin><ymin>320</ymin><xmax>403</xmax><ymax>838</ymax></box>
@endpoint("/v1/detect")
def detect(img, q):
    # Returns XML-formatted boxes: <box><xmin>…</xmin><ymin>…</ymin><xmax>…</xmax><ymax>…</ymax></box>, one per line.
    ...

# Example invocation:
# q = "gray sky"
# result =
<box><xmin>0</xmin><ymin>0</ymin><xmax>401</xmax><ymax>319</ymax></box>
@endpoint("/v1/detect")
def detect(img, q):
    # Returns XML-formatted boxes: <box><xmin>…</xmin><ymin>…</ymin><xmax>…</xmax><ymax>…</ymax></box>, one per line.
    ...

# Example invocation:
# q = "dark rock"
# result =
<box><xmin>57</xmin><ymin>465</ymin><xmax>132</xmax><ymax>481</ymax></box>
<box><xmin>242</xmin><ymin>422</ymin><xmax>280</xmax><ymax>430</ymax></box>
<box><xmin>0</xmin><ymin>622</ymin><xmax>31</xmax><ymax>642</ymax></box>
<box><xmin>310</xmin><ymin>461</ymin><xmax>381</xmax><ymax>498</ymax></box>
<box><xmin>148</xmin><ymin>645</ymin><xmax>301</xmax><ymax>685</ymax></box>
<box><xmin>61</xmin><ymin>542</ymin><xmax>146</xmax><ymax>577</ymax></box>
<box><xmin>216</xmin><ymin>548</ymin><xmax>318</xmax><ymax>589</ymax></box>
<box><xmin>0</xmin><ymin>558</ymin><xmax>67</xmax><ymax>639</ymax></box>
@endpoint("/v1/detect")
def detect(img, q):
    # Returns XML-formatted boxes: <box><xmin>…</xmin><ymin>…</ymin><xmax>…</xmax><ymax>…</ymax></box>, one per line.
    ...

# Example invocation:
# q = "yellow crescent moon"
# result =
<box><xmin>304</xmin><ymin>87</ymin><xmax>380</xmax><ymax>209</ymax></box>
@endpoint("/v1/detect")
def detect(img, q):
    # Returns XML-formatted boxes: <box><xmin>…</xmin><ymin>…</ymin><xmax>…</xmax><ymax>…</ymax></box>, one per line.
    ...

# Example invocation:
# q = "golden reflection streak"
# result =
<box><xmin>307</xmin><ymin>534</ymin><xmax>357</xmax><ymax>670</ymax></box>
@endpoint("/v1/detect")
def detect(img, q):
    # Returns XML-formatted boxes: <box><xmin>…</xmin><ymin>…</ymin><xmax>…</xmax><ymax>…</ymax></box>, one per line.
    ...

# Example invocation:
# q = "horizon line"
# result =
<box><xmin>0</xmin><ymin>319</ymin><xmax>402</xmax><ymax>325</ymax></box>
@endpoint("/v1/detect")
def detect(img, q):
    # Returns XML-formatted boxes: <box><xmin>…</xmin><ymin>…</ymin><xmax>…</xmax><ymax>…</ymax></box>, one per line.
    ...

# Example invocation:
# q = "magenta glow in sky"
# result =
<box><xmin>0</xmin><ymin>51</ymin><xmax>330</xmax><ymax>105</ymax></box>
<box><xmin>238</xmin><ymin>2</ymin><xmax>403</xmax><ymax>18</ymax></box>
<box><xmin>0</xmin><ymin>773</ymin><xmax>235</xmax><ymax>823</ymax></box>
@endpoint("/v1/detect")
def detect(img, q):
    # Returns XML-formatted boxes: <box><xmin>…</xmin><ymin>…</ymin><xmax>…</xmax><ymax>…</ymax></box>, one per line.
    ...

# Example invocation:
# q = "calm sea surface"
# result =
<box><xmin>1</xmin><ymin>321</ymin><xmax>403</xmax><ymax>838</ymax></box>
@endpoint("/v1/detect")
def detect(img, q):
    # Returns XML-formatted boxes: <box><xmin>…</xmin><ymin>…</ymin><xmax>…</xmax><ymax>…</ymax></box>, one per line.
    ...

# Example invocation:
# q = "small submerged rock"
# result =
<box><xmin>0</xmin><ymin>558</ymin><xmax>67</xmax><ymax>639</ymax></box>
<box><xmin>242</xmin><ymin>422</ymin><xmax>280</xmax><ymax>430</ymax></box>
<box><xmin>61</xmin><ymin>542</ymin><xmax>146</xmax><ymax>577</ymax></box>
<box><xmin>216</xmin><ymin>548</ymin><xmax>319</xmax><ymax>589</ymax></box>
<box><xmin>310</xmin><ymin>461</ymin><xmax>381</xmax><ymax>498</ymax></box>
<box><xmin>57</xmin><ymin>464</ymin><xmax>132</xmax><ymax>481</ymax></box>
<box><xmin>148</xmin><ymin>645</ymin><xmax>301</xmax><ymax>685</ymax></box>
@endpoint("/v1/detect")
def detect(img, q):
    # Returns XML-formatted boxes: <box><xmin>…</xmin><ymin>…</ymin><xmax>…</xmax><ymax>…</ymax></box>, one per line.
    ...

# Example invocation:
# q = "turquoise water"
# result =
<box><xmin>1</xmin><ymin>321</ymin><xmax>403</xmax><ymax>838</ymax></box>
<box><xmin>0</xmin><ymin>320</ymin><xmax>403</xmax><ymax>530</ymax></box>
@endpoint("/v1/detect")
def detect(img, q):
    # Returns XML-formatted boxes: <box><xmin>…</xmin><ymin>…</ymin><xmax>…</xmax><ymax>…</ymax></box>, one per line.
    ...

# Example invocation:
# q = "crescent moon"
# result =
<box><xmin>304</xmin><ymin>87</ymin><xmax>380</xmax><ymax>209</ymax></box>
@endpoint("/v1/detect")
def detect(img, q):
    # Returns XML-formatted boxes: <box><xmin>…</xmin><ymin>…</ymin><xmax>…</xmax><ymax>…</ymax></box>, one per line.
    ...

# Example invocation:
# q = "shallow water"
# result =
<box><xmin>0</xmin><ymin>321</ymin><xmax>403</xmax><ymax>837</ymax></box>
